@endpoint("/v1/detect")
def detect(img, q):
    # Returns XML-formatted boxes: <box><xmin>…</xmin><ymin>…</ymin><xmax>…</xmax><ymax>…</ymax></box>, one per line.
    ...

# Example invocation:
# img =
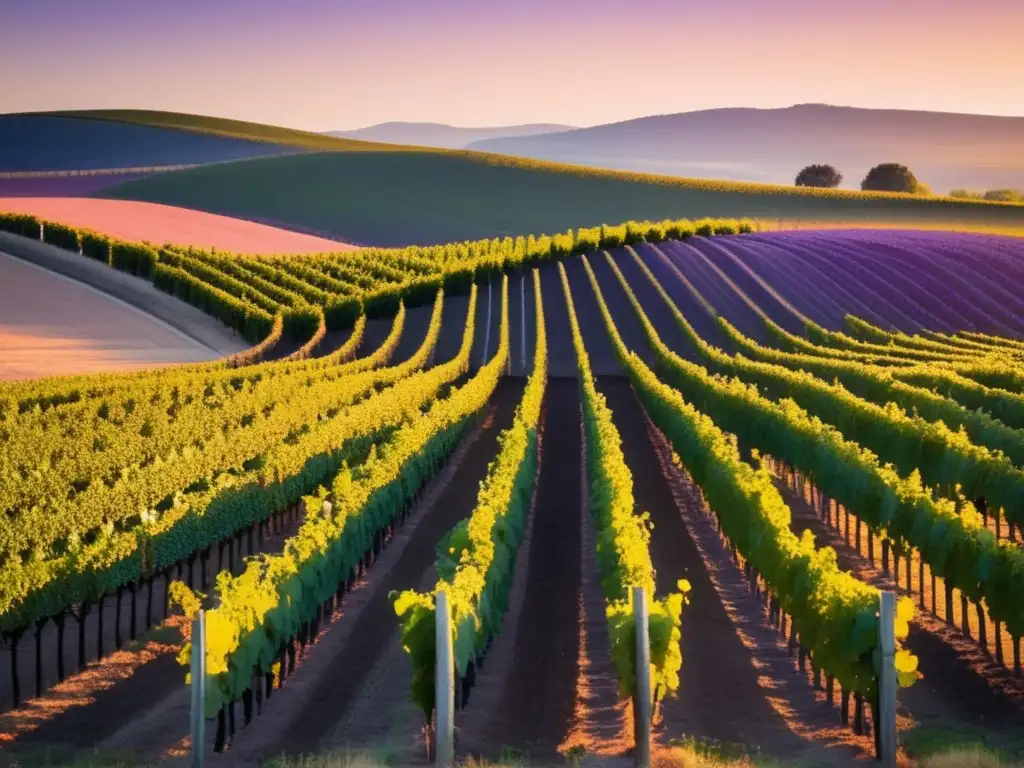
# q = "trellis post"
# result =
<box><xmin>435</xmin><ymin>590</ymin><xmax>455</xmax><ymax>767</ymax></box>
<box><xmin>878</xmin><ymin>592</ymin><xmax>897</xmax><ymax>767</ymax></box>
<box><xmin>190</xmin><ymin>609</ymin><xmax>207</xmax><ymax>768</ymax></box>
<box><xmin>633</xmin><ymin>586</ymin><xmax>652</xmax><ymax>768</ymax></box>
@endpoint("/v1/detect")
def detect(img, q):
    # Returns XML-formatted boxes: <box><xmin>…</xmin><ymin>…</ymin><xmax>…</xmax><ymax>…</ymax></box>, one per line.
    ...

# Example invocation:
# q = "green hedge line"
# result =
<box><xmin>160</xmin><ymin>248</ymin><xmax>281</xmax><ymax>315</ymax></box>
<box><xmin>111</xmin><ymin>241</ymin><xmax>159</xmax><ymax>278</ymax></box>
<box><xmin>0</xmin><ymin>212</ymin><xmax>41</xmax><ymax>239</ymax></box>
<box><xmin>81</xmin><ymin>231</ymin><xmax>112</xmax><ymax>263</ymax></box>
<box><xmin>0</xmin><ymin>209</ymin><xmax>757</xmax><ymax>341</ymax></box>
<box><xmin>324</xmin><ymin>296</ymin><xmax>362</xmax><ymax>330</ymax></box>
<box><xmin>152</xmin><ymin>263</ymin><xmax>274</xmax><ymax>342</ymax></box>
<box><xmin>282</xmin><ymin>306</ymin><xmax>327</xmax><ymax>361</ymax></box>
<box><xmin>41</xmin><ymin>220</ymin><xmax>81</xmax><ymax>252</ymax></box>
<box><xmin>283</xmin><ymin>303</ymin><xmax>324</xmax><ymax>340</ymax></box>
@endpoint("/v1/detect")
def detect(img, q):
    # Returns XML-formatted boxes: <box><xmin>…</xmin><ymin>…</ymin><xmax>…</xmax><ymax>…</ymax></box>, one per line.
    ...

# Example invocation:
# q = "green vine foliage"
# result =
<box><xmin>560</xmin><ymin>262</ymin><xmax>690</xmax><ymax>705</ymax></box>
<box><xmin>395</xmin><ymin>270</ymin><xmax>545</xmax><ymax>719</ymax></box>
<box><xmin>176</xmin><ymin>280</ymin><xmax>510</xmax><ymax>716</ymax></box>
<box><xmin>582</xmin><ymin>253</ymin><xmax>919</xmax><ymax>697</ymax></box>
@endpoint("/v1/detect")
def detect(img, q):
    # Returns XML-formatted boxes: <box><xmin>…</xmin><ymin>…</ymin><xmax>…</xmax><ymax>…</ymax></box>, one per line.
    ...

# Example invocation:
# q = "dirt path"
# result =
<box><xmin>457</xmin><ymin>379</ymin><xmax>585</xmax><ymax>762</ymax></box>
<box><xmin>638</xmin><ymin>408</ymin><xmax>870</xmax><ymax>764</ymax></box>
<box><xmin>468</xmin><ymin>281</ymin><xmax>496</xmax><ymax>372</ymax></box>
<box><xmin>357</xmin><ymin>314</ymin><xmax>400</xmax><ymax>364</ymax></box>
<box><xmin>433</xmin><ymin>294</ymin><xmax>472</xmax><ymax>368</ymax></box>
<box><xmin>563</xmin><ymin>260</ymin><xmax>619</xmax><ymax>376</ymax></box>
<box><xmin>0</xmin><ymin>251</ymin><xmax>227</xmax><ymax>380</ymax></box>
<box><xmin>773</xmin><ymin>468</ymin><xmax>1024</xmax><ymax>741</ymax></box>
<box><xmin>0</xmin><ymin>235</ymin><xmax>246</xmax><ymax>359</ymax></box>
<box><xmin>310</xmin><ymin>328</ymin><xmax>353</xmax><ymax>359</ymax></box>
<box><xmin>558</xmin><ymin>395</ymin><xmax>632</xmax><ymax>762</ymax></box>
<box><xmin>195</xmin><ymin>379</ymin><xmax>526</xmax><ymax>763</ymax></box>
<box><xmin>451</xmin><ymin>408</ymin><xmax>544</xmax><ymax>759</ymax></box>
<box><xmin>539</xmin><ymin>268</ymin><xmax>578</xmax><ymax>379</ymax></box>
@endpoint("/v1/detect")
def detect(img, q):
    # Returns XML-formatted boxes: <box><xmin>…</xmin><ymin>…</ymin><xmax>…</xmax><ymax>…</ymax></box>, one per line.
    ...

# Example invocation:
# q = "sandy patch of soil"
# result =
<box><xmin>772</xmin><ymin>464</ymin><xmax>1024</xmax><ymax>734</ymax></box>
<box><xmin>642</xmin><ymin>410</ymin><xmax>871</xmax><ymax>765</ymax></box>
<box><xmin>0</xmin><ymin>251</ymin><xmax>220</xmax><ymax>380</ymax></box>
<box><xmin>0</xmin><ymin>510</ymin><xmax>305</xmax><ymax>748</ymax></box>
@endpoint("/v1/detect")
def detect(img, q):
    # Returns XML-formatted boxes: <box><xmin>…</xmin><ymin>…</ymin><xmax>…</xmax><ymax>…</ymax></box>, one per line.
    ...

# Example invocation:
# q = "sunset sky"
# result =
<box><xmin>2</xmin><ymin>0</ymin><xmax>1022</xmax><ymax>130</ymax></box>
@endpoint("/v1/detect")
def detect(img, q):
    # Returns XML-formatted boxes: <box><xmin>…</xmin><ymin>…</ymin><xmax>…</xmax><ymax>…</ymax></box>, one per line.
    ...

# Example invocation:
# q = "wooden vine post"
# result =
<box><xmin>190</xmin><ymin>609</ymin><xmax>207</xmax><ymax>768</ymax></box>
<box><xmin>633</xmin><ymin>586</ymin><xmax>652</xmax><ymax>768</ymax></box>
<box><xmin>878</xmin><ymin>592</ymin><xmax>897</xmax><ymax>768</ymax></box>
<box><xmin>435</xmin><ymin>590</ymin><xmax>455</xmax><ymax>768</ymax></box>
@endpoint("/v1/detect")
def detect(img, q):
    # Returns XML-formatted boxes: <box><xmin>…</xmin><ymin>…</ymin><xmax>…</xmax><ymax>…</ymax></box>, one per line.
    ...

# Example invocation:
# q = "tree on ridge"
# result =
<box><xmin>795</xmin><ymin>164</ymin><xmax>843</xmax><ymax>188</ymax></box>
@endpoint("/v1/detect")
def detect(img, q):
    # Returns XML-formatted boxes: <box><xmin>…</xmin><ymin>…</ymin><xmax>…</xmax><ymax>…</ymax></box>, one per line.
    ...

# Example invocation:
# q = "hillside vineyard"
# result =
<box><xmin>2</xmin><ymin>211</ymin><xmax>1024</xmax><ymax>760</ymax></box>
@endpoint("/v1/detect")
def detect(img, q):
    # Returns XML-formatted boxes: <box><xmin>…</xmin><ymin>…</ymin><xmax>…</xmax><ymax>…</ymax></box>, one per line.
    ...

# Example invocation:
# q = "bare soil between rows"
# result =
<box><xmin>466</xmin><ymin>379</ymin><xmax>584</xmax><ymax>762</ymax></box>
<box><xmin>226</xmin><ymin>378</ymin><xmax>526</xmax><ymax>761</ymax></box>
<box><xmin>596</xmin><ymin>379</ymin><xmax>866</xmax><ymax>764</ymax></box>
<box><xmin>774</xmin><ymin>469</ymin><xmax>1024</xmax><ymax>740</ymax></box>
<box><xmin>0</xmin><ymin>510</ymin><xmax>305</xmax><ymax>749</ymax></box>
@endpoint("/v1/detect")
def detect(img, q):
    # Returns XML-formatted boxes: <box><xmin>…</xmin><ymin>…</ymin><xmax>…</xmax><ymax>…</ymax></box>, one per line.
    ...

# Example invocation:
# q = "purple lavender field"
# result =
<box><xmin>626</xmin><ymin>230</ymin><xmax>1024</xmax><ymax>341</ymax></box>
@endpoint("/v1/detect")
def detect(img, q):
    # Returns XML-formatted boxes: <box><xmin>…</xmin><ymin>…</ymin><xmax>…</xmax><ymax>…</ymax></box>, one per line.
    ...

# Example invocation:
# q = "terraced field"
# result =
<box><xmin>1</xmin><ymin>211</ymin><xmax>1023</xmax><ymax>766</ymax></box>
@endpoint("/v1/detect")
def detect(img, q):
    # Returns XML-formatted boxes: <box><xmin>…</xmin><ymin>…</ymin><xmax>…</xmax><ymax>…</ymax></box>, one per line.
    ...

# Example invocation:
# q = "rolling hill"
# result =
<box><xmin>325</xmin><ymin>122</ymin><xmax>576</xmax><ymax>149</ymax></box>
<box><xmin>97</xmin><ymin>145</ymin><xmax>1024</xmax><ymax>247</ymax></box>
<box><xmin>3</xmin><ymin>109</ymin><xmax>1016</xmax><ymax>247</ymax></box>
<box><xmin>467</xmin><ymin>104</ymin><xmax>1024</xmax><ymax>193</ymax></box>
<box><xmin>0</xmin><ymin>114</ymin><xmax>297</xmax><ymax>172</ymax></box>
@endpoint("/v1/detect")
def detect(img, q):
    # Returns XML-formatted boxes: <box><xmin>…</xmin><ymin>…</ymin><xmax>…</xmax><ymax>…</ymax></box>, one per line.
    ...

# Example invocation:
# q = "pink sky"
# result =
<box><xmin>2</xmin><ymin>0</ymin><xmax>1022</xmax><ymax>129</ymax></box>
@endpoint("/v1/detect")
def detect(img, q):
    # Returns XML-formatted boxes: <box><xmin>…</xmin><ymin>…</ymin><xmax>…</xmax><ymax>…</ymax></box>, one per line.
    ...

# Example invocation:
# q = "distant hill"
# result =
<box><xmin>326</xmin><ymin>122</ymin><xmax>576</xmax><ymax>149</ymax></box>
<box><xmin>0</xmin><ymin>114</ymin><xmax>297</xmax><ymax>173</ymax></box>
<box><xmin>16</xmin><ymin>108</ymin><xmax>1014</xmax><ymax>248</ymax></box>
<box><xmin>468</xmin><ymin>104</ymin><xmax>1024</xmax><ymax>193</ymax></box>
<box><xmin>98</xmin><ymin>149</ymin><xmax>1024</xmax><ymax>248</ymax></box>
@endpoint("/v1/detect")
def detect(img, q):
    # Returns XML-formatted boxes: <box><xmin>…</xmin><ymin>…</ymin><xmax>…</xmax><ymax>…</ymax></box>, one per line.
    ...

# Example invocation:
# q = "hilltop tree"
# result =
<box><xmin>861</xmin><ymin>163</ymin><xmax>920</xmax><ymax>194</ymax></box>
<box><xmin>795</xmin><ymin>164</ymin><xmax>843</xmax><ymax>188</ymax></box>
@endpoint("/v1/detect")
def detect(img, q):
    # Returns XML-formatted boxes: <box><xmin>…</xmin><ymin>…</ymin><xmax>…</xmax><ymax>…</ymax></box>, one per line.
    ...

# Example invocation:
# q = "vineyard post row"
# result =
<box><xmin>190</xmin><ymin>609</ymin><xmax>207</xmax><ymax>768</ymax></box>
<box><xmin>613</xmin><ymin>246</ymin><xmax>1024</xmax><ymax>672</ymax></box>
<box><xmin>577</xmin><ymin>253</ymin><xmax>916</xmax><ymax>757</ymax></box>
<box><xmin>430</xmin><ymin>583</ymin><xmax>656</xmax><ymax>767</ymax></box>
<box><xmin>0</xmin><ymin>213</ymin><xmax>754</xmax><ymax>716</ymax></box>
<box><xmin>430</xmin><ymin>584</ymin><xmax>656</xmax><ymax>768</ymax></box>
<box><xmin>171</xmin><ymin>279</ymin><xmax>507</xmax><ymax>753</ymax></box>
<box><xmin>393</xmin><ymin>269</ymin><xmax>545</xmax><ymax>756</ymax></box>
<box><xmin>558</xmin><ymin>262</ymin><xmax>690</xmax><ymax>740</ymax></box>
